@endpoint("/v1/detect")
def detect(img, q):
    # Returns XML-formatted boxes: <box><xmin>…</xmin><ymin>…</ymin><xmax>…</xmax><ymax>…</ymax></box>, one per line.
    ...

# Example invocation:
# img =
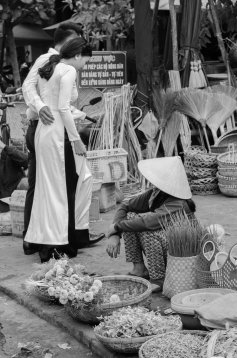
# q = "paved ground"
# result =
<box><xmin>0</xmin><ymin>193</ymin><xmax>237</xmax><ymax>357</ymax></box>
<box><xmin>0</xmin><ymin>292</ymin><xmax>96</xmax><ymax>358</ymax></box>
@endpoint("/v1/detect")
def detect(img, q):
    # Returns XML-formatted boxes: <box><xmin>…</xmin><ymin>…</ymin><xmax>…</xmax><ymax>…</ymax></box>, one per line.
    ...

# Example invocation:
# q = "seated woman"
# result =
<box><xmin>106</xmin><ymin>156</ymin><xmax>196</xmax><ymax>289</ymax></box>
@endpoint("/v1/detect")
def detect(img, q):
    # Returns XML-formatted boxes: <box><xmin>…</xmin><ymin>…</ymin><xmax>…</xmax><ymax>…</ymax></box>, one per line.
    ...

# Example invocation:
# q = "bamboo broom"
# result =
<box><xmin>175</xmin><ymin>89</ymin><xmax>223</xmax><ymax>152</ymax></box>
<box><xmin>162</xmin><ymin>111</ymin><xmax>182</xmax><ymax>156</ymax></box>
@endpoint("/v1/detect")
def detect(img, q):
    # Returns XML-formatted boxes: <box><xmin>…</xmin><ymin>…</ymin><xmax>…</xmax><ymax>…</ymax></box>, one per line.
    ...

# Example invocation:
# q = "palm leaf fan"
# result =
<box><xmin>175</xmin><ymin>89</ymin><xmax>223</xmax><ymax>152</ymax></box>
<box><xmin>206</xmin><ymin>93</ymin><xmax>237</xmax><ymax>143</ymax></box>
<box><xmin>152</xmin><ymin>88</ymin><xmax>177</xmax><ymax>156</ymax></box>
<box><xmin>205</xmin><ymin>85</ymin><xmax>237</xmax><ymax>100</ymax></box>
<box><xmin>162</xmin><ymin>111</ymin><xmax>182</xmax><ymax>156</ymax></box>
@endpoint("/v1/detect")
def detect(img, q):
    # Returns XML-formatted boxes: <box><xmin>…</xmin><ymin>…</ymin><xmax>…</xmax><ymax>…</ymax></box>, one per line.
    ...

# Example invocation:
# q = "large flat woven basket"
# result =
<box><xmin>65</xmin><ymin>275</ymin><xmax>152</xmax><ymax>324</ymax></box>
<box><xmin>217</xmin><ymin>150</ymin><xmax>237</xmax><ymax>168</ymax></box>
<box><xmin>139</xmin><ymin>330</ymin><xmax>207</xmax><ymax>358</ymax></box>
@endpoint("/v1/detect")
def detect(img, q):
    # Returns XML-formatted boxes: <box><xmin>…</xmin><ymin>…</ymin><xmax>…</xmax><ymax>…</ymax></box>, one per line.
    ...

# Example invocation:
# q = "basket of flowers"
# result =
<box><xmin>59</xmin><ymin>275</ymin><xmax>152</xmax><ymax>324</ymax></box>
<box><xmin>139</xmin><ymin>330</ymin><xmax>207</xmax><ymax>358</ymax></box>
<box><xmin>25</xmin><ymin>257</ymin><xmax>86</xmax><ymax>303</ymax></box>
<box><xmin>94</xmin><ymin>306</ymin><xmax>182</xmax><ymax>354</ymax></box>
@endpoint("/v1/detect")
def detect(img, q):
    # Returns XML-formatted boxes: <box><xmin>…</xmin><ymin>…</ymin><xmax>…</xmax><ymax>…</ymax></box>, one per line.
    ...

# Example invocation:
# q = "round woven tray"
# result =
<box><xmin>219</xmin><ymin>183</ymin><xmax>237</xmax><ymax>197</ymax></box>
<box><xmin>217</xmin><ymin>151</ymin><xmax>237</xmax><ymax>167</ymax></box>
<box><xmin>94</xmin><ymin>321</ymin><xmax>182</xmax><ymax>354</ymax></box>
<box><xmin>217</xmin><ymin>173</ymin><xmax>237</xmax><ymax>186</ymax></box>
<box><xmin>65</xmin><ymin>275</ymin><xmax>152</xmax><ymax>324</ymax></box>
<box><xmin>139</xmin><ymin>330</ymin><xmax>207</xmax><ymax>358</ymax></box>
<box><xmin>191</xmin><ymin>182</ymin><xmax>219</xmax><ymax>196</ymax></box>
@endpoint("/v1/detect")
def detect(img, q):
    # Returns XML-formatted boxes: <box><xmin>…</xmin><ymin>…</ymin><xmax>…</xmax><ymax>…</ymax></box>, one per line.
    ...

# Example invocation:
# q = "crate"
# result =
<box><xmin>9</xmin><ymin>190</ymin><xmax>26</xmax><ymax>238</ymax></box>
<box><xmin>99</xmin><ymin>183</ymin><xmax>116</xmax><ymax>213</ymax></box>
<box><xmin>87</xmin><ymin>148</ymin><xmax>128</xmax><ymax>183</ymax></box>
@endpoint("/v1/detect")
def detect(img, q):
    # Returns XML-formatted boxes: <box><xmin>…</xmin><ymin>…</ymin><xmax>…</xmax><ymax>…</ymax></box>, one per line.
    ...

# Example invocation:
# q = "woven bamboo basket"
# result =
<box><xmin>218</xmin><ymin>183</ymin><xmax>237</xmax><ymax>197</ymax></box>
<box><xmin>217</xmin><ymin>150</ymin><xmax>237</xmax><ymax>168</ymax></box>
<box><xmin>184</xmin><ymin>146</ymin><xmax>207</xmax><ymax>177</ymax></box>
<box><xmin>191</xmin><ymin>166</ymin><xmax>217</xmax><ymax>179</ymax></box>
<box><xmin>65</xmin><ymin>275</ymin><xmax>152</xmax><ymax>324</ymax></box>
<box><xmin>217</xmin><ymin>173</ymin><xmax>237</xmax><ymax>186</ymax></box>
<box><xmin>191</xmin><ymin>182</ymin><xmax>219</xmax><ymax>195</ymax></box>
<box><xmin>94</xmin><ymin>321</ymin><xmax>182</xmax><ymax>354</ymax></box>
<box><xmin>218</xmin><ymin>166</ymin><xmax>237</xmax><ymax>177</ymax></box>
<box><xmin>192</xmin><ymin>152</ymin><xmax>217</xmax><ymax>168</ymax></box>
<box><xmin>139</xmin><ymin>330</ymin><xmax>207</xmax><ymax>358</ymax></box>
<box><xmin>191</xmin><ymin>177</ymin><xmax>218</xmax><ymax>186</ymax></box>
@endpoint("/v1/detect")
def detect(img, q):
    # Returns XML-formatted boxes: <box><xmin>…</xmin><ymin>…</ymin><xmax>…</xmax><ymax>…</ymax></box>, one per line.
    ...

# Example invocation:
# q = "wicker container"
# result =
<box><xmin>191</xmin><ymin>166</ymin><xmax>217</xmax><ymax>179</ymax></box>
<box><xmin>218</xmin><ymin>166</ymin><xmax>237</xmax><ymax>177</ymax></box>
<box><xmin>87</xmin><ymin>148</ymin><xmax>128</xmax><ymax>183</ymax></box>
<box><xmin>191</xmin><ymin>183</ymin><xmax>219</xmax><ymax>196</ymax></box>
<box><xmin>196</xmin><ymin>243</ymin><xmax>237</xmax><ymax>289</ymax></box>
<box><xmin>192</xmin><ymin>152</ymin><xmax>217</xmax><ymax>168</ymax></box>
<box><xmin>217</xmin><ymin>150</ymin><xmax>237</xmax><ymax>168</ymax></box>
<box><xmin>89</xmin><ymin>180</ymin><xmax>102</xmax><ymax>222</ymax></box>
<box><xmin>217</xmin><ymin>173</ymin><xmax>237</xmax><ymax>186</ymax></box>
<box><xmin>139</xmin><ymin>330</ymin><xmax>207</xmax><ymax>358</ymax></box>
<box><xmin>184</xmin><ymin>146</ymin><xmax>207</xmax><ymax>177</ymax></box>
<box><xmin>218</xmin><ymin>183</ymin><xmax>237</xmax><ymax>197</ymax></box>
<box><xmin>94</xmin><ymin>320</ymin><xmax>182</xmax><ymax>354</ymax></box>
<box><xmin>65</xmin><ymin>275</ymin><xmax>152</xmax><ymax>324</ymax></box>
<box><xmin>10</xmin><ymin>190</ymin><xmax>26</xmax><ymax>238</ymax></box>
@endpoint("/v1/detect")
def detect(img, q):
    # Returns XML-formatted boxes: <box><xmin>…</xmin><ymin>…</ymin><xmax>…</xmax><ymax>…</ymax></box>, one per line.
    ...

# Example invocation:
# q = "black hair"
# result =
<box><xmin>186</xmin><ymin>198</ymin><xmax>196</xmax><ymax>213</ymax></box>
<box><xmin>38</xmin><ymin>38</ymin><xmax>92</xmax><ymax>81</ymax></box>
<box><xmin>54</xmin><ymin>22</ymin><xmax>84</xmax><ymax>46</ymax></box>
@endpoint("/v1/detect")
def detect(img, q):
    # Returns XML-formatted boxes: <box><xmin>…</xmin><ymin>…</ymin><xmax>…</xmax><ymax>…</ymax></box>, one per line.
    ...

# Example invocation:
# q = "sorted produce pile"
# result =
<box><xmin>94</xmin><ymin>306</ymin><xmax>181</xmax><ymax>338</ymax></box>
<box><xmin>200</xmin><ymin>328</ymin><xmax>237</xmax><ymax>357</ymax></box>
<box><xmin>140</xmin><ymin>331</ymin><xmax>206</xmax><ymax>358</ymax></box>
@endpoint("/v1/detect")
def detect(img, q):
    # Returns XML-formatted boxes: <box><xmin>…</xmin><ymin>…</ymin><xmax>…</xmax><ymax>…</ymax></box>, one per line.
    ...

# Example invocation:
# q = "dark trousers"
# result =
<box><xmin>23</xmin><ymin>122</ymin><xmax>89</xmax><ymax>260</ymax></box>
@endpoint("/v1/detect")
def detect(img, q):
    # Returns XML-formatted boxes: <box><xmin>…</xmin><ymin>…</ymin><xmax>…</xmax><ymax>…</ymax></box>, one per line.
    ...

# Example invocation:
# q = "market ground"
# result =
<box><xmin>0</xmin><ymin>194</ymin><xmax>237</xmax><ymax>358</ymax></box>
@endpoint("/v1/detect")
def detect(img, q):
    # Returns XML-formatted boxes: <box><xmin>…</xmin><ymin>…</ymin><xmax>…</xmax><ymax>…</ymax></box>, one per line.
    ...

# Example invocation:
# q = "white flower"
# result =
<box><xmin>75</xmin><ymin>290</ymin><xmax>84</xmax><ymax>301</ymax></box>
<box><xmin>60</xmin><ymin>259</ymin><xmax>68</xmax><ymax>268</ymax></box>
<box><xmin>89</xmin><ymin>285</ymin><xmax>99</xmax><ymax>295</ymax></box>
<box><xmin>45</xmin><ymin>269</ymin><xmax>54</xmax><ymax>280</ymax></box>
<box><xmin>47</xmin><ymin>287</ymin><xmax>55</xmax><ymax>297</ymax></box>
<box><xmin>68</xmin><ymin>290</ymin><xmax>76</xmax><ymax>301</ymax></box>
<box><xmin>69</xmin><ymin>276</ymin><xmax>78</xmax><ymax>285</ymax></box>
<box><xmin>110</xmin><ymin>294</ymin><xmax>120</xmax><ymax>303</ymax></box>
<box><xmin>56</xmin><ymin>267</ymin><xmax>64</xmax><ymax>276</ymax></box>
<box><xmin>83</xmin><ymin>291</ymin><xmax>94</xmax><ymax>302</ymax></box>
<box><xmin>93</xmin><ymin>279</ymin><xmax>103</xmax><ymax>289</ymax></box>
<box><xmin>66</xmin><ymin>268</ymin><xmax>74</xmax><ymax>277</ymax></box>
<box><xmin>59</xmin><ymin>297</ymin><xmax>68</xmax><ymax>305</ymax></box>
<box><xmin>60</xmin><ymin>289</ymin><xmax>68</xmax><ymax>300</ymax></box>
<box><xmin>75</xmin><ymin>283</ymin><xmax>82</xmax><ymax>290</ymax></box>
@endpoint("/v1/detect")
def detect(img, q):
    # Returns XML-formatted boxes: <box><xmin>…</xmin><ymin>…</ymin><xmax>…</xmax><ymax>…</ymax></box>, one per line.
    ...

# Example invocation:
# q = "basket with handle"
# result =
<box><xmin>65</xmin><ymin>275</ymin><xmax>152</xmax><ymax>324</ymax></box>
<box><xmin>196</xmin><ymin>239</ymin><xmax>237</xmax><ymax>290</ymax></box>
<box><xmin>217</xmin><ymin>172</ymin><xmax>237</xmax><ymax>186</ymax></box>
<box><xmin>139</xmin><ymin>330</ymin><xmax>207</xmax><ymax>358</ymax></box>
<box><xmin>217</xmin><ymin>143</ymin><xmax>237</xmax><ymax>168</ymax></box>
<box><xmin>191</xmin><ymin>166</ymin><xmax>217</xmax><ymax>179</ymax></box>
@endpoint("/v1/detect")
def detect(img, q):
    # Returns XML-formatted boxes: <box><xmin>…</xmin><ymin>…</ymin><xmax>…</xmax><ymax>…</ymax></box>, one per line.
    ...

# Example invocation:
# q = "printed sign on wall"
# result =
<box><xmin>78</xmin><ymin>51</ymin><xmax>127</xmax><ymax>88</ymax></box>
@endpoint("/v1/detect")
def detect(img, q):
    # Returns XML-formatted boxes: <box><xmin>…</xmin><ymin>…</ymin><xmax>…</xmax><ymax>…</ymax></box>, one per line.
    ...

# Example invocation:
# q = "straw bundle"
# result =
<box><xmin>163</xmin><ymin>213</ymin><xmax>205</xmax><ymax>257</ymax></box>
<box><xmin>175</xmin><ymin>89</ymin><xmax>223</xmax><ymax>152</ymax></box>
<box><xmin>152</xmin><ymin>88</ymin><xmax>177</xmax><ymax>156</ymax></box>
<box><xmin>206</xmin><ymin>84</ymin><xmax>237</xmax><ymax>100</ymax></box>
<box><xmin>161</xmin><ymin>111</ymin><xmax>181</xmax><ymax>156</ymax></box>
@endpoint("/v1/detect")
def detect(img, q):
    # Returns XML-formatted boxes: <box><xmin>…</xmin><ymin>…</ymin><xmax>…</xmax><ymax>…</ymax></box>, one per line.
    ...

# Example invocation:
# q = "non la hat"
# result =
<box><xmin>138</xmin><ymin>156</ymin><xmax>192</xmax><ymax>200</ymax></box>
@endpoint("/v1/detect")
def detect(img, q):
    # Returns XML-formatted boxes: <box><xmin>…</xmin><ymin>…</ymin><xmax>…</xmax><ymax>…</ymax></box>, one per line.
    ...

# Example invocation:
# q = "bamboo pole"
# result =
<box><xmin>169</xmin><ymin>0</ymin><xmax>179</xmax><ymax>71</ymax></box>
<box><xmin>208</xmin><ymin>0</ymin><xmax>237</xmax><ymax>87</ymax></box>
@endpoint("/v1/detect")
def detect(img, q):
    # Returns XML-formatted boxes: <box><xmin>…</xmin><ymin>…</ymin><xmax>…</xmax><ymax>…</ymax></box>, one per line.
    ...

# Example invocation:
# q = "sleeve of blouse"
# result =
<box><xmin>58</xmin><ymin>67</ymin><xmax>80</xmax><ymax>142</ymax></box>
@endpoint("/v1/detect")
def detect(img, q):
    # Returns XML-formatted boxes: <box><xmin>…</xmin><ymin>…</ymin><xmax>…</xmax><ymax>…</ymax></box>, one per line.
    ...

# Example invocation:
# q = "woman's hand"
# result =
<box><xmin>73</xmin><ymin>139</ymin><xmax>86</xmax><ymax>156</ymax></box>
<box><xmin>106</xmin><ymin>235</ymin><xmax>121</xmax><ymax>258</ymax></box>
<box><xmin>107</xmin><ymin>224</ymin><xmax>118</xmax><ymax>237</ymax></box>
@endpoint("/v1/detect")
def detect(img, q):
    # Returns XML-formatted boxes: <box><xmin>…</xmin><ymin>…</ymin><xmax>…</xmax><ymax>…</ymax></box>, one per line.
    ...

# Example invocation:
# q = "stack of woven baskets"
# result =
<box><xmin>184</xmin><ymin>146</ymin><xmax>218</xmax><ymax>195</ymax></box>
<box><xmin>217</xmin><ymin>148</ymin><xmax>237</xmax><ymax>197</ymax></box>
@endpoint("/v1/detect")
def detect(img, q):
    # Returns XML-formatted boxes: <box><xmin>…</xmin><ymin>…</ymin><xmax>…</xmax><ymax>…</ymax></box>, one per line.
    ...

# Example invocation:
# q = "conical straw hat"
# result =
<box><xmin>138</xmin><ymin>156</ymin><xmax>192</xmax><ymax>199</ymax></box>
